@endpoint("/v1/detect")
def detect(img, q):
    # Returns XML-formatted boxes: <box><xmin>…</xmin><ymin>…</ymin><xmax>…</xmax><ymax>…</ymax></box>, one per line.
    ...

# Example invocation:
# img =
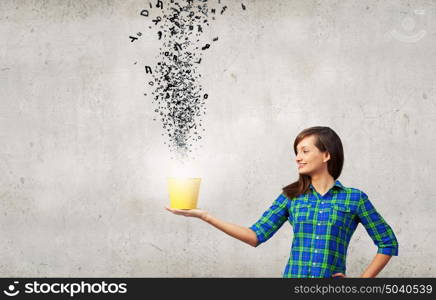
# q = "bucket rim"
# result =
<box><xmin>167</xmin><ymin>177</ymin><xmax>201</xmax><ymax>180</ymax></box>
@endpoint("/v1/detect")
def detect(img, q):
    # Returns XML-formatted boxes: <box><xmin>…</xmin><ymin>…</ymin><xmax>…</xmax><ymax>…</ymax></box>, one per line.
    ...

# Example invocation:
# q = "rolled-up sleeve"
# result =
<box><xmin>249</xmin><ymin>193</ymin><xmax>290</xmax><ymax>245</ymax></box>
<box><xmin>356</xmin><ymin>191</ymin><xmax>399</xmax><ymax>256</ymax></box>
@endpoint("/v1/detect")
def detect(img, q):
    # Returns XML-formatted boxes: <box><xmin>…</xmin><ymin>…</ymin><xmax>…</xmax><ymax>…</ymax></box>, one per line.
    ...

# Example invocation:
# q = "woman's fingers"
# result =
<box><xmin>331</xmin><ymin>273</ymin><xmax>346</xmax><ymax>278</ymax></box>
<box><xmin>165</xmin><ymin>207</ymin><xmax>208</xmax><ymax>220</ymax></box>
<box><xmin>165</xmin><ymin>206</ymin><xmax>177</xmax><ymax>214</ymax></box>
<box><xmin>165</xmin><ymin>206</ymin><xmax>193</xmax><ymax>216</ymax></box>
<box><xmin>166</xmin><ymin>206</ymin><xmax>181</xmax><ymax>213</ymax></box>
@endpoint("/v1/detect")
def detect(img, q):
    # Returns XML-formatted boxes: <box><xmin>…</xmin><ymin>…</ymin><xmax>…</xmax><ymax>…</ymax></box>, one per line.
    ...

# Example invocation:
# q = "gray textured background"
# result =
<box><xmin>1</xmin><ymin>0</ymin><xmax>435</xmax><ymax>277</ymax></box>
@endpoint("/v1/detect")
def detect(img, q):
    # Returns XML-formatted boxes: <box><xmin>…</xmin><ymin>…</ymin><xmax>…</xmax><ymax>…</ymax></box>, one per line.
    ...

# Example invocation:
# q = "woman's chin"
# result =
<box><xmin>298</xmin><ymin>170</ymin><xmax>311</xmax><ymax>176</ymax></box>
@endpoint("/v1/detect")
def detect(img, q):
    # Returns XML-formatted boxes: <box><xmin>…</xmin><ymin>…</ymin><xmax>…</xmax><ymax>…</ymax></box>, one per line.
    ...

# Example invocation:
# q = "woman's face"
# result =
<box><xmin>295</xmin><ymin>135</ymin><xmax>330</xmax><ymax>176</ymax></box>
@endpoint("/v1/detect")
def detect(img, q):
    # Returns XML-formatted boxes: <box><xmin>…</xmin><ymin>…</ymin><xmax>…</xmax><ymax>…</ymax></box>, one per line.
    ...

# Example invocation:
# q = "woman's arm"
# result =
<box><xmin>354</xmin><ymin>191</ymin><xmax>398</xmax><ymax>278</ymax></box>
<box><xmin>166</xmin><ymin>193</ymin><xmax>290</xmax><ymax>248</ymax></box>
<box><xmin>165</xmin><ymin>207</ymin><xmax>258</xmax><ymax>247</ymax></box>
<box><xmin>202</xmin><ymin>213</ymin><xmax>259</xmax><ymax>247</ymax></box>
<box><xmin>355</xmin><ymin>191</ymin><xmax>399</xmax><ymax>276</ymax></box>
<box><xmin>360</xmin><ymin>253</ymin><xmax>392</xmax><ymax>278</ymax></box>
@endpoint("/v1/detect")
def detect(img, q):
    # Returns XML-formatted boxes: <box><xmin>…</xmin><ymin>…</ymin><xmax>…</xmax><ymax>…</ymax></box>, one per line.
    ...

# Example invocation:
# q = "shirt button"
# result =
<box><xmin>321</xmin><ymin>201</ymin><xmax>324</xmax><ymax>204</ymax></box>
<box><xmin>317</xmin><ymin>223</ymin><xmax>321</xmax><ymax>225</ymax></box>
<box><xmin>315</xmin><ymin>250</ymin><xmax>318</xmax><ymax>253</ymax></box>
<box><xmin>312</xmin><ymin>262</ymin><xmax>316</xmax><ymax>265</ymax></box>
<box><xmin>316</xmin><ymin>236</ymin><xmax>320</xmax><ymax>239</ymax></box>
<box><xmin>311</xmin><ymin>276</ymin><xmax>315</xmax><ymax>278</ymax></box>
<box><xmin>319</xmin><ymin>210</ymin><xmax>323</xmax><ymax>213</ymax></box>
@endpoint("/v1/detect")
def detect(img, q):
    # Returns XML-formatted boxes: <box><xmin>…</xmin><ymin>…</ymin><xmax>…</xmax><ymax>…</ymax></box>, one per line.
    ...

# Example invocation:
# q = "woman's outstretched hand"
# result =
<box><xmin>165</xmin><ymin>206</ymin><xmax>209</xmax><ymax>221</ymax></box>
<box><xmin>331</xmin><ymin>273</ymin><xmax>346</xmax><ymax>278</ymax></box>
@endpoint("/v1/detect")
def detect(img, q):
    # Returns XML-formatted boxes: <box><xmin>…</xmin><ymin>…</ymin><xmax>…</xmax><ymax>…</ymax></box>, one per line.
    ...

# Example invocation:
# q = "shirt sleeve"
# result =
<box><xmin>356</xmin><ymin>191</ymin><xmax>399</xmax><ymax>256</ymax></box>
<box><xmin>249</xmin><ymin>193</ymin><xmax>290</xmax><ymax>246</ymax></box>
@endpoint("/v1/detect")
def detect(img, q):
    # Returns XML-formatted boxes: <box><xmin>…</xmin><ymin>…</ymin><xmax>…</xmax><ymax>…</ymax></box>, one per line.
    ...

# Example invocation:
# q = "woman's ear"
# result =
<box><xmin>323</xmin><ymin>152</ymin><xmax>331</xmax><ymax>163</ymax></box>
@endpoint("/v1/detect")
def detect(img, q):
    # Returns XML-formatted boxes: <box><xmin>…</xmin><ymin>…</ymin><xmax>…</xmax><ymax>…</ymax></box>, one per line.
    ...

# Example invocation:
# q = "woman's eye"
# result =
<box><xmin>303</xmin><ymin>151</ymin><xmax>308</xmax><ymax>153</ymax></box>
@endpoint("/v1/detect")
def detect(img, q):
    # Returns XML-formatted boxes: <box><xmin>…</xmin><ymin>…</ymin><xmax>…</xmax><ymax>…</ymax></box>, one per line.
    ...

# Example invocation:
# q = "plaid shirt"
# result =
<box><xmin>249</xmin><ymin>180</ymin><xmax>399</xmax><ymax>278</ymax></box>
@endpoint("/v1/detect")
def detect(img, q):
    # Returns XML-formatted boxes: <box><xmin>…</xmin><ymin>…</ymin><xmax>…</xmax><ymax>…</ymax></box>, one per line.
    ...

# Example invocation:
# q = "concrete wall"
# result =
<box><xmin>0</xmin><ymin>0</ymin><xmax>435</xmax><ymax>277</ymax></box>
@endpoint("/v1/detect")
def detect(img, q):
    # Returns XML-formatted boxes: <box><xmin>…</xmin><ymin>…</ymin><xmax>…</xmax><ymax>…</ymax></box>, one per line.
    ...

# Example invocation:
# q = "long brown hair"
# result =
<box><xmin>282</xmin><ymin>126</ymin><xmax>344</xmax><ymax>200</ymax></box>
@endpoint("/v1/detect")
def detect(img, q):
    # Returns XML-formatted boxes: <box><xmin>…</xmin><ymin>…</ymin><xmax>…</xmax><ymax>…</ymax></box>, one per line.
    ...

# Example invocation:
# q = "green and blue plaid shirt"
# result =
<box><xmin>249</xmin><ymin>180</ymin><xmax>399</xmax><ymax>278</ymax></box>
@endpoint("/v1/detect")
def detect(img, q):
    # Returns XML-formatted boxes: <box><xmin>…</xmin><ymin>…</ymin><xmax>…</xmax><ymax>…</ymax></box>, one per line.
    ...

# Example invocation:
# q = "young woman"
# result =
<box><xmin>165</xmin><ymin>126</ymin><xmax>399</xmax><ymax>278</ymax></box>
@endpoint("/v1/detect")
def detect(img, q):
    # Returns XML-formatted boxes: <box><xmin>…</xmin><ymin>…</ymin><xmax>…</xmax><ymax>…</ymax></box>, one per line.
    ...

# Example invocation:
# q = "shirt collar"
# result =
<box><xmin>309</xmin><ymin>179</ymin><xmax>345</xmax><ymax>192</ymax></box>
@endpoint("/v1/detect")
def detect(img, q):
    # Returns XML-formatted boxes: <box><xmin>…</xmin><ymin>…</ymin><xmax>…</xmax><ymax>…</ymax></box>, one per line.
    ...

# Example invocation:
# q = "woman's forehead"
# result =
<box><xmin>297</xmin><ymin>136</ymin><xmax>316</xmax><ymax>149</ymax></box>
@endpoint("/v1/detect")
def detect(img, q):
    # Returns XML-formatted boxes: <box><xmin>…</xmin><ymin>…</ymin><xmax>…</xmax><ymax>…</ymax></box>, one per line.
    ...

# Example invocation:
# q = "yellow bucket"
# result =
<box><xmin>168</xmin><ymin>177</ymin><xmax>201</xmax><ymax>209</ymax></box>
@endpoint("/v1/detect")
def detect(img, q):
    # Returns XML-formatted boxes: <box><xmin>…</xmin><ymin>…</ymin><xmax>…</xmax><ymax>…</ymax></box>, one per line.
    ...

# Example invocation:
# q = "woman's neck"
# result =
<box><xmin>310</xmin><ymin>174</ymin><xmax>335</xmax><ymax>196</ymax></box>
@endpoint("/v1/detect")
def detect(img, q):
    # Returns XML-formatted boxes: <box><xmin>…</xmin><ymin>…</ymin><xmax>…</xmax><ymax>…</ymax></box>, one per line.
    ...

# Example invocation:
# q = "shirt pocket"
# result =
<box><xmin>293</xmin><ymin>202</ymin><xmax>313</xmax><ymax>223</ymax></box>
<box><xmin>329</xmin><ymin>204</ymin><xmax>353</xmax><ymax>227</ymax></box>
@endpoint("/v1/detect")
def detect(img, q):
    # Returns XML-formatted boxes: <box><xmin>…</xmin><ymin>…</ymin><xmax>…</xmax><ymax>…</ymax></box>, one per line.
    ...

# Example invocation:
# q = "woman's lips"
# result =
<box><xmin>298</xmin><ymin>164</ymin><xmax>306</xmax><ymax>168</ymax></box>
